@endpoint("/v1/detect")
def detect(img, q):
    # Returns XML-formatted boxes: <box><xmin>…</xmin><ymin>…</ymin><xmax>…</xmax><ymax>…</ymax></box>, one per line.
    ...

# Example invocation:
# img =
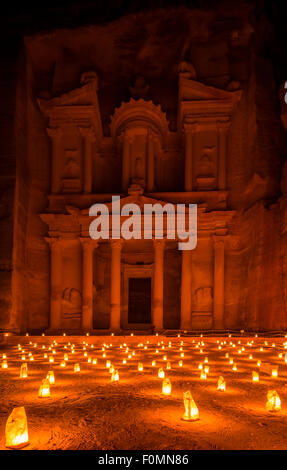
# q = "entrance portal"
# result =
<box><xmin>128</xmin><ymin>277</ymin><xmax>151</xmax><ymax>324</ymax></box>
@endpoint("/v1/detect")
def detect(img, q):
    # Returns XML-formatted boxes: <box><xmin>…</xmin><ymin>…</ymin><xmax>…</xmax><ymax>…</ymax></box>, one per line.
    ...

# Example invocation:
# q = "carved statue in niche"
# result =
<box><xmin>194</xmin><ymin>287</ymin><xmax>213</xmax><ymax>312</ymax></box>
<box><xmin>198</xmin><ymin>146</ymin><xmax>215</xmax><ymax>177</ymax></box>
<box><xmin>63</xmin><ymin>150</ymin><xmax>80</xmax><ymax>179</ymax></box>
<box><xmin>62</xmin><ymin>287</ymin><xmax>81</xmax><ymax>316</ymax></box>
<box><xmin>133</xmin><ymin>152</ymin><xmax>145</xmax><ymax>186</ymax></box>
<box><xmin>129</xmin><ymin>75</ymin><xmax>149</xmax><ymax>99</ymax></box>
<box><xmin>62</xmin><ymin>149</ymin><xmax>81</xmax><ymax>193</ymax></box>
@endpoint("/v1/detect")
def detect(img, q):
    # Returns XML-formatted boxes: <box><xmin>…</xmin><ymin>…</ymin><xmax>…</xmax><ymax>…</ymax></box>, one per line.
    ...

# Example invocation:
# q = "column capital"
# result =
<box><xmin>216</xmin><ymin>120</ymin><xmax>230</xmax><ymax>133</ymax></box>
<box><xmin>153</xmin><ymin>239</ymin><xmax>166</xmax><ymax>250</ymax></box>
<box><xmin>46</xmin><ymin>127</ymin><xmax>62</xmax><ymax>139</ymax></box>
<box><xmin>212</xmin><ymin>235</ymin><xmax>226</xmax><ymax>248</ymax></box>
<box><xmin>79</xmin><ymin>237</ymin><xmax>98</xmax><ymax>249</ymax></box>
<box><xmin>45</xmin><ymin>236</ymin><xmax>62</xmax><ymax>247</ymax></box>
<box><xmin>78</xmin><ymin>126</ymin><xmax>96</xmax><ymax>140</ymax></box>
<box><xmin>183</xmin><ymin>122</ymin><xmax>197</xmax><ymax>134</ymax></box>
<box><xmin>110</xmin><ymin>239</ymin><xmax>124</xmax><ymax>250</ymax></box>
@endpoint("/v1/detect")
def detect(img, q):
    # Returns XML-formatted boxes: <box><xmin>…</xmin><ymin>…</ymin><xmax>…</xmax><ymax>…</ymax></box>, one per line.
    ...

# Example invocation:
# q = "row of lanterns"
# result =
<box><xmin>4</xmin><ymin>386</ymin><xmax>282</xmax><ymax>449</ymax></box>
<box><xmin>2</xmin><ymin>334</ymin><xmax>287</xmax><ymax>449</ymax></box>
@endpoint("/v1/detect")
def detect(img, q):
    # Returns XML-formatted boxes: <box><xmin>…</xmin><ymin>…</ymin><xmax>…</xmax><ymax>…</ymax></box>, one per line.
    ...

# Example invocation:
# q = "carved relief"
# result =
<box><xmin>194</xmin><ymin>286</ymin><xmax>213</xmax><ymax>313</ymax></box>
<box><xmin>198</xmin><ymin>146</ymin><xmax>216</xmax><ymax>178</ymax></box>
<box><xmin>62</xmin><ymin>149</ymin><xmax>81</xmax><ymax>193</ymax></box>
<box><xmin>62</xmin><ymin>287</ymin><xmax>81</xmax><ymax>317</ymax></box>
<box><xmin>195</xmin><ymin>138</ymin><xmax>217</xmax><ymax>189</ymax></box>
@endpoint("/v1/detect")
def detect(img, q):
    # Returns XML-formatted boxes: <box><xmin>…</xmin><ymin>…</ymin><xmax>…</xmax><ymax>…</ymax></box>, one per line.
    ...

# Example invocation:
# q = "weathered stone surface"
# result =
<box><xmin>1</xmin><ymin>3</ymin><xmax>287</xmax><ymax>332</ymax></box>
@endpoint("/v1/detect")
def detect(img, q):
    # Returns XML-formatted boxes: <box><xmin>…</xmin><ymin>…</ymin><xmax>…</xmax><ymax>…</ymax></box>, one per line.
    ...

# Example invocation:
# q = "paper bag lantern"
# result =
<box><xmin>46</xmin><ymin>371</ymin><xmax>55</xmax><ymax>385</ymax></box>
<box><xmin>217</xmin><ymin>376</ymin><xmax>226</xmax><ymax>391</ymax></box>
<box><xmin>38</xmin><ymin>379</ymin><xmax>50</xmax><ymax>398</ymax></box>
<box><xmin>266</xmin><ymin>390</ymin><xmax>281</xmax><ymax>412</ymax></box>
<box><xmin>74</xmin><ymin>363</ymin><xmax>80</xmax><ymax>372</ymax></box>
<box><xmin>111</xmin><ymin>370</ymin><xmax>119</xmax><ymax>382</ymax></box>
<box><xmin>252</xmin><ymin>371</ymin><xmax>259</xmax><ymax>382</ymax></box>
<box><xmin>162</xmin><ymin>378</ymin><xmax>171</xmax><ymax>395</ymax></box>
<box><xmin>5</xmin><ymin>406</ymin><xmax>29</xmax><ymax>449</ymax></box>
<box><xmin>158</xmin><ymin>368</ymin><xmax>165</xmax><ymax>378</ymax></box>
<box><xmin>20</xmin><ymin>363</ymin><xmax>28</xmax><ymax>378</ymax></box>
<box><xmin>182</xmin><ymin>391</ymin><xmax>199</xmax><ymax>421</ymax></box>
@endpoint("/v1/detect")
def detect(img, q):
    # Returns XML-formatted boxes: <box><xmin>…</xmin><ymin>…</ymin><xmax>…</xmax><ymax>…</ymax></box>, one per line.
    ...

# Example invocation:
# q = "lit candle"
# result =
<box><xmin>162</xmin><ymin>378</ymin><xmax>171</xmax><ymax>395</ymax></box>
<box><xmin>266</xmin><ymin>390</ymin><xmax>281</xmax><ymax>412</ymax></box>
<box><xmin>217</xmin><ymin>376</ymin><xmax>225</xmax><ymax>391</ymax></box>
<box><xmin>182</xmin><ymin>391</ymin><xmax>199</xmax><ymax>421</ymax></box>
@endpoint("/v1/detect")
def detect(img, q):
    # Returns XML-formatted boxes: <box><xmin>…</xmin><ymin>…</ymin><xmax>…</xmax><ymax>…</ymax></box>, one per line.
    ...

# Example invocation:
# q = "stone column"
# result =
<box><xmin>79</xmin><ymin>127</ymin><xmax>95</xmax><ymax>194</ymax></box>
<box><xmin>180</xmin><ymin>249</ymin><xmax>192</xmax><ymax>330</ymax></box>
<box><xmin>45</xmin><ymin>237</ymin><xmax>62</xmax><ymax>330</ymax></box>
<box><xmin>80</xmin><ymin>238</ymin><xmax>97</xmax><ymax>331</ymax></box>
<box><xmin>184</xmin><ymin>123</ymin><xmax>196</xmax><ymax>192</ymax></box>
<box><xmin>147</xmin><ymin>130</ymin><xmax>155</xmax><ymax>192</ymax></box>
<box><xmin>110</xmin><ymin>239</ymin><xmax>123</xmax><ymax>330</ymax></box>
<box><xmin>122</xmin><ymin>131</ymin><xmax>131</xmax><ymax>192</ymax></box>
<box><xmin>213</xmin><ymin>236</ymin><xmax>225</xmax><ymax>330</ymax></box>
<box><xmin>217</xmin><ymin>121</ymin><xmax>229</xmax><ymax>191</ymax></box>
<box><xmin>152</xmin><ymin>240</ymin><xmax>165</xmax><ymax>330</ymax></box>
<box><xmin>47</xmin><ymin>127</ymin><xmax>62</xmax><ymax>194</ymax></box>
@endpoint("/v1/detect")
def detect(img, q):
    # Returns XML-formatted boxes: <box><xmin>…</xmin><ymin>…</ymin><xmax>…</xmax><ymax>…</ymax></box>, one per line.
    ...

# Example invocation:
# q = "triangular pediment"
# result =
<box><xmin>67</xmin><ymin>191</ymin><xmax>206</xmax><ymax>217</ymax></box>
<box><xmin>38</xmin><ymin>79</ymin><xmax>99</xmax><ymax>113</ymax></box>
<box><xmin>179</xmin><ymin>76</ymin><xmax>242</xmax><ymax>103</ymax></box>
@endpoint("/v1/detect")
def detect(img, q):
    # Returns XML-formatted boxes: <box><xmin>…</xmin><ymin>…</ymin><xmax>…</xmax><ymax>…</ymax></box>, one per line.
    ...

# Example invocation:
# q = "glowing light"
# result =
<box><xmin>46</xmin><ymin>371</ymin><xmax>55</xmax><ymax>385</ymax></box>
<box><xmin>271</xmin><ymin>368</ymin><xmax>278</xmax><ymax>378</ymax></box>
<box><xmin>182</xmin><ymin>391</ymin><xmax>199</xmax><ymax>421</ymax></box>
<box><xmin>5</xmin><ymin>406</ymin><xmax>29</xmax><ymax>449</ymax></box>
<box><xmin>111</xmin><ymin>370</ymin><xmax>119</xmax><ymax>382</ymax></box>
<box><xmin>38</xmin><ymin>379</ymin><xmax>50</xmax><ymax>398</ymax></box>
<box><xmin>217</xmin><ymin>376</ymin><xmax>225</xmax><ymax>391</ymax></box>
<box><xmin>138</xmin><ymin>362</ymin><xmax>143</xmax><ymax>371</ymax></box>
<box><xmin>252</xmin><ymin>371</ymin><xmax>259</xmax><ymax>382</ymax></box>
<box><xmin>20</xmin><ymin>363</ymin><xmax>28</xmax><ymax>378</ymax></box>
<box><xmin>158</xmin><ymin>368</ymin><xmax>165</xmax><ymax>378</ymax></box>
<box><xmin>162</xmin><ymin>378</ymin><xmax>171</xmax><ymax>395</ymax></box>
<box><xmin>266</xmin><ymin>390</ymin><xmax>281</xmax><ymax>412</ymax></box>
<box><xmin>74</xmin><ymin>363</ymin><xmax>80</xmax><ymax>373</ymax></box>
<box><xmin>2</xmin><ymin>360</ymin><xmax>8</xmax><ymax>369</ymax></box>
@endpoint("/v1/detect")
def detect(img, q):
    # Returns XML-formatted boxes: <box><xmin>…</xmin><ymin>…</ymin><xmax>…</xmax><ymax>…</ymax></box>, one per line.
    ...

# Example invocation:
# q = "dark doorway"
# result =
<box><xmin>128</xmin><ymin>277</ymin><xmax>151</xmax><ymax>324</ymax></box>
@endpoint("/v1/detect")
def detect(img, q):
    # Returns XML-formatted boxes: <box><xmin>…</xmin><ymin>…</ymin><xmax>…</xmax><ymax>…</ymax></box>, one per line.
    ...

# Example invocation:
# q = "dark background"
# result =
<box><xmin>0</xmin><ymin>0</ymin><xmax>286</xmax><ymax>86</ymax></box>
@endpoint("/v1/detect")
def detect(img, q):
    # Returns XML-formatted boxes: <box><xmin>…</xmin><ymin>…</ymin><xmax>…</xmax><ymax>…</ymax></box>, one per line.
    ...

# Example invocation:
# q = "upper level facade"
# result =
<box><xmin>38</xmin><ymin>66</ymin><xmax>242</xmax><ymax>214</ymax></box>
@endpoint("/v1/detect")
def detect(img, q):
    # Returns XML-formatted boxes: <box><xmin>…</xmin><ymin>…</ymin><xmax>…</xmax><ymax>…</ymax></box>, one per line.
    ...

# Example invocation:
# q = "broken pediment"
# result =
<box><xmin>178</xmin><ymin>75</ymin><xmax>242</xmax><ymax>129</ymax></box>
<box><xmin>37</xmin><ymin>72</ymin><xmax>103</xmax><ymax>141</ymax></box>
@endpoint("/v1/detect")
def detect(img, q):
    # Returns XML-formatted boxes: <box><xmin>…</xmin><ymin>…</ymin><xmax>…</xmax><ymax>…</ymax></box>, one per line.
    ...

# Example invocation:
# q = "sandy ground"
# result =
<box><xmin>1</xmin><ymin>334</ymin><xmax>287</xmax><ymax>450</ymax></box>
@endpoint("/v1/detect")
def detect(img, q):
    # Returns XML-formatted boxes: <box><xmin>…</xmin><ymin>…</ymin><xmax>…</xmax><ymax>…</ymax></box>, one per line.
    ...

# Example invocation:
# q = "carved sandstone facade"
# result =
<box><xmin>3</xmin><ymin>6</ymin><xmax>287</xmax><ymax>333</ymax></box>
<box><xmin>36</xmin><ymin>71</ymin><xmax>240</xmax><ymax>332</ymax></box>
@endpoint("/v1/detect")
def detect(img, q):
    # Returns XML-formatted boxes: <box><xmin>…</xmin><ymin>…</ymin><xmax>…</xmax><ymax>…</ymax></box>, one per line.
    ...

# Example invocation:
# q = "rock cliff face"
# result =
<box><xmin>1</xmin><ymin>1</ymin><xmax>287</xmax><ymax>331</ymax></box>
